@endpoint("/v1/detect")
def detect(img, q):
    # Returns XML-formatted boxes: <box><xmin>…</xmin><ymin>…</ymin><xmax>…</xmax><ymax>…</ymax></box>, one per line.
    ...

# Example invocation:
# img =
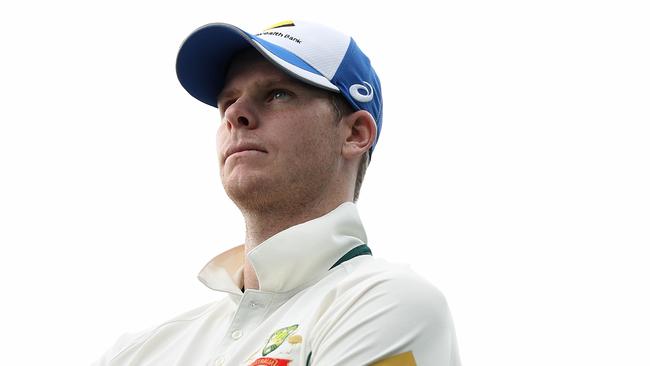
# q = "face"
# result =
<box><xmin>216</xmin><ymin>50</ymin><xmax>343</xmax><ymax>212</ymax></box>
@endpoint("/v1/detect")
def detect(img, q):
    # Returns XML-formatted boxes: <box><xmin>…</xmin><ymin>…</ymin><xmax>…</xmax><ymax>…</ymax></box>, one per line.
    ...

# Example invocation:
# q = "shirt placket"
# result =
<box><xmin>210</xmin><ymin>291</ymin><xmax>278</xmax><ymax>366</ymax></box>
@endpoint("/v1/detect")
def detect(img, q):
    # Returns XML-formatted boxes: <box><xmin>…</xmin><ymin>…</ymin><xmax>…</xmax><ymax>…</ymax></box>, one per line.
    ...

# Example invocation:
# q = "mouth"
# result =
<box><xmin>224</xmin><ymin>144</ymin><xmax>268</xmax><ymax>162</ymax></box>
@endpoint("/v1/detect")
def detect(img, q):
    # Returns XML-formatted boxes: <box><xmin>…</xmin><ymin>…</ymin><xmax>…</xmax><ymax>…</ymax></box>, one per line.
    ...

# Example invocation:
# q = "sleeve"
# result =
<box><xmin>306</xmin><ymin>269</ymin><xmax>461</xmax><ymax>366</ymax></box>
<box><xmin>91</xmin><ymin>329</ymin><xmax>151</xmax><ymax>366</ymax></box>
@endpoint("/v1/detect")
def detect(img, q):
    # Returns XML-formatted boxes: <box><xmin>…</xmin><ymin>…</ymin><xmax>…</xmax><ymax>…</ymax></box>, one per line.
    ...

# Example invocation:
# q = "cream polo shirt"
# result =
<box><xmin>94</xmin><ymin>202</ymin><xmax>461</xmax><ymax>366</ymax></box>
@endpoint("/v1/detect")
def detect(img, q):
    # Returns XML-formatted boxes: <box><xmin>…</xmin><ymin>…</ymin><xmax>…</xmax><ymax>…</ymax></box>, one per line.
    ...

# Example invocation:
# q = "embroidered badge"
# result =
<box><xmin>249</xmin><ymin>357</ymin><xmax>292</xmax><ymax>366</ymax></box>
<box><xmin>262</xmin><ymin>324</ymin><xmax>299</xmax><ymax>356</ymax></box>
<box><xmin>287</xmin><ymin>334</ymin><xmax>302</xmax><ymax>346</ymax></box>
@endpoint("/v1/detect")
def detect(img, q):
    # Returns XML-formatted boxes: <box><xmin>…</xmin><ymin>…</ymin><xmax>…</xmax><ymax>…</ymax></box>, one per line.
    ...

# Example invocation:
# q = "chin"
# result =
<box><xmin>222</xmin><ymin>175</ymin><xmax>276</xmax><ymax>209</ymax></box>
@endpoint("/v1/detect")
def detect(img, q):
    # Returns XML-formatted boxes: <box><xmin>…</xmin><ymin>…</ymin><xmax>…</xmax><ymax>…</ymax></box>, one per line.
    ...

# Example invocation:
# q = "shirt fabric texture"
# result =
<box><xmin>94</xmin><ymin>202</ymin><xmax>461</xmax><ymax>366</ymax></box>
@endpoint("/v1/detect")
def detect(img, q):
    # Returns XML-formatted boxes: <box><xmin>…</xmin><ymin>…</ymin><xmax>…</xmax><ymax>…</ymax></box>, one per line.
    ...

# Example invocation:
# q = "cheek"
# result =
<box><xmin>216</xmin><ymin>124</ymin><xmax>229</xmax><ymax>167</ymax></box>
<box><xmin>284</xmin><ymin>115</ymin><xmax>338</xmax><ymax>159</ymax></box>
<box><xmin>307</xmin><ymin>109</ymin><xmax>340</xmax><ymax>148</ymax></box>
<box><xmin>216</xmin><ymin>124</ymin><xmax>227</xmax><ymax>145</ymax></box>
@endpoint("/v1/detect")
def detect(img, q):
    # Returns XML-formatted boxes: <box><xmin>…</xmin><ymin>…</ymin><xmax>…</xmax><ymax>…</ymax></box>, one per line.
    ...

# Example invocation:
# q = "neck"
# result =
<box><xmin>241</xmin><ymin>195</ymin><xmax>350</xmax><ymax>290</ymax></box>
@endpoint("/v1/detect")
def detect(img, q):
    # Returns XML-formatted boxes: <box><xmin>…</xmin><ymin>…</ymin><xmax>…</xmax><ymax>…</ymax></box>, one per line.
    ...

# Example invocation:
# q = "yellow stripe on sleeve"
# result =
<box><xmin>370</xmin><ymin>351</ymin><xmax>417</xmax><ymax>366</ymax></box>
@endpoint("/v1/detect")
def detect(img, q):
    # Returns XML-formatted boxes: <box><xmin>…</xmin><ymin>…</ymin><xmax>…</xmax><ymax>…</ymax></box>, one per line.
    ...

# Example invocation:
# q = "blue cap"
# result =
<box><xmin>176</xmin><ymin>20</ymin><xmax>383</xmax><ymax>153</ymax></box>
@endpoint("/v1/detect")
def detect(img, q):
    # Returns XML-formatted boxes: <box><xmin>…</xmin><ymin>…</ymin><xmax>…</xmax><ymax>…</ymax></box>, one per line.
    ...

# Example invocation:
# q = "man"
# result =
<box><xmin>95</xmin><ymin>20</ymin><xmax>460</xmax><ymax>366</ymax></box>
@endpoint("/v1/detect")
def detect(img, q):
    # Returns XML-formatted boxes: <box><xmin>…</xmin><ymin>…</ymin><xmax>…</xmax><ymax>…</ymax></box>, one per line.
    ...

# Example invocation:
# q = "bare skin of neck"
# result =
<box><xmin>241</xmin><ymin>187</ymin><xmax>352</xmax><ymax>291</ymax></box>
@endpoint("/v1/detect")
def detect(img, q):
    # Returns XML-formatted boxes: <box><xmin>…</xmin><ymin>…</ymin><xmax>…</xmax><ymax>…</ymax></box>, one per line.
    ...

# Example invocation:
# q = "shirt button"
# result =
<box><xmin>231</xmin><ymin>329</ymin><xmax>243</xmax><ymax>340</ymax></box>
<box><xmin>249</xmin><ymin>302</ymin><xmax>258</xmax><ymax>309</ymax></box>
<box><xmin>214</xmin><ymin>356</ymin><xmax>225</xmax><ymax>366</ymax></box>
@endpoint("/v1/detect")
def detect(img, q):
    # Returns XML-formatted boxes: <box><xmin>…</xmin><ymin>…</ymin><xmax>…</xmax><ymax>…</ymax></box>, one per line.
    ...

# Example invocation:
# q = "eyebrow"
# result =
<box><xmin>217</xmin><ymin>76</ymin><xmax>305</xmax><ymax>105</ymax></box>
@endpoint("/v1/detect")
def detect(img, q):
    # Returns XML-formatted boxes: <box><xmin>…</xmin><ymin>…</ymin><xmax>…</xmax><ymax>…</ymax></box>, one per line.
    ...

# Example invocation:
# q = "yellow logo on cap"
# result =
<box><xmin>264</xmin><ymin>20</ymin><xmax>295</xmax><ymax>31</ymax></box>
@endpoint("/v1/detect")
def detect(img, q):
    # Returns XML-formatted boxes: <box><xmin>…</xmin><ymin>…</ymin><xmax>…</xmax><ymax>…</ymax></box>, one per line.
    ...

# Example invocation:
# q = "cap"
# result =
<box><xmin>176</xmin><ymin>20</ymin><xmax>383</xmax><ymax>152</ymax></box>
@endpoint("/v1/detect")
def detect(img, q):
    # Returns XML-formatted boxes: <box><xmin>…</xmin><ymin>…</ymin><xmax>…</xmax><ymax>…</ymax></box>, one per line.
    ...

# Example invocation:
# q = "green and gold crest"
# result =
<box><xmin>262</xmin><ymin>324</ymin><xmax>299</xmax><ymax>356</ymax></box>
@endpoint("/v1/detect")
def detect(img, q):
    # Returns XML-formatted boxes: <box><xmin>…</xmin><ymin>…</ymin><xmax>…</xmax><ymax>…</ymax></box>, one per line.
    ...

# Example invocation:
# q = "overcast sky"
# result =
<box><xmin>1</xmin><ymin>1</ymin><xmax>648</xmax><ymax>365</ymax></box>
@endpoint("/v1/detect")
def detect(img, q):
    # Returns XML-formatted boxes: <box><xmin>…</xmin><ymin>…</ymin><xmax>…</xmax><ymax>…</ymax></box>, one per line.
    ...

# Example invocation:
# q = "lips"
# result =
<box><xmin>224</xmin><ymin>143</ymin><xmax>267</xmax><ymax>162</ymax></box>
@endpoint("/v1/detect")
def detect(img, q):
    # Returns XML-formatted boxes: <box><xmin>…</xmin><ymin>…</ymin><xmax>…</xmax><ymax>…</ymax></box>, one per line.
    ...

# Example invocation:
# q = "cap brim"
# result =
<box><xmin>176</xmin><ymin>23</ymin><xmax>338</xmax><ymax>108</ymax></box>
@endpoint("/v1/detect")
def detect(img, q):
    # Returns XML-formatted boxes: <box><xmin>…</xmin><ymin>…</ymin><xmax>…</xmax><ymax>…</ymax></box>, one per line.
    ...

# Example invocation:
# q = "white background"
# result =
<box><xmin>1</xmin><ymin>0</ymin><xmax>648</xmax><ymax>365</ymax></box>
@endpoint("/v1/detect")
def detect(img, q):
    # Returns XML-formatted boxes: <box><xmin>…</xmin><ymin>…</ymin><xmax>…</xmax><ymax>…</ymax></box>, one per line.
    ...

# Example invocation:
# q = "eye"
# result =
<box><xmin>218</xmin><ymin>98</ymin><xmax>236</xmax><ymax>110</ymax></box>
<box><xmin>269</xmin><ymin>89</ymin><xmax>292</xmax><ymax>102</ymax></box>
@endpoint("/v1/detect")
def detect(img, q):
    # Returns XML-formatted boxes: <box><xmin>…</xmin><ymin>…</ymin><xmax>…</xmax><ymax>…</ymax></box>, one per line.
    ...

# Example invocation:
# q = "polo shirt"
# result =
<box><xmin>94</xmin><ymin>202</ymin><xmax>461</xmax><ymax>366</ymax></box>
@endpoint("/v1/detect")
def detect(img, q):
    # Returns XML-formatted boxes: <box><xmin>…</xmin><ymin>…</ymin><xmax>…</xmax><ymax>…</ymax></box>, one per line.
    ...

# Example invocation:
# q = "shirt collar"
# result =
<box><xmin>198</xmin><ymin>202</ymin><xmax>367</xmax><ymax>295</ymax></box>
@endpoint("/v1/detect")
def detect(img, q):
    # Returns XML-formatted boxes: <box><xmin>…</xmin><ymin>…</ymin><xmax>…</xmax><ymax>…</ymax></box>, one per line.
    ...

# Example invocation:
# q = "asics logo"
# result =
<box><xmin>349</xmin><ymin>82</ymin><xmax>374</xmax><ymax>103</ymax></box>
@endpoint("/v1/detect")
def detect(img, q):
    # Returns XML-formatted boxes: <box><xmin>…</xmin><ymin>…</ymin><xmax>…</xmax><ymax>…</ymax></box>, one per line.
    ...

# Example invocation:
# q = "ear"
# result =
<box><xmin>340</xmin><ymin>110</ymin><xmax>377</xmax><ymax>161</ymax></box>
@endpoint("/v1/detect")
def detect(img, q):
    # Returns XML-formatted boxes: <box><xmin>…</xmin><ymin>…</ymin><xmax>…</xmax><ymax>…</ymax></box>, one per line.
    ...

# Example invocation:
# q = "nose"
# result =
<box><xmin>223</xmin><ymin>97</ymin><xmax>257</xmax><ymax>131</ymax></box>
